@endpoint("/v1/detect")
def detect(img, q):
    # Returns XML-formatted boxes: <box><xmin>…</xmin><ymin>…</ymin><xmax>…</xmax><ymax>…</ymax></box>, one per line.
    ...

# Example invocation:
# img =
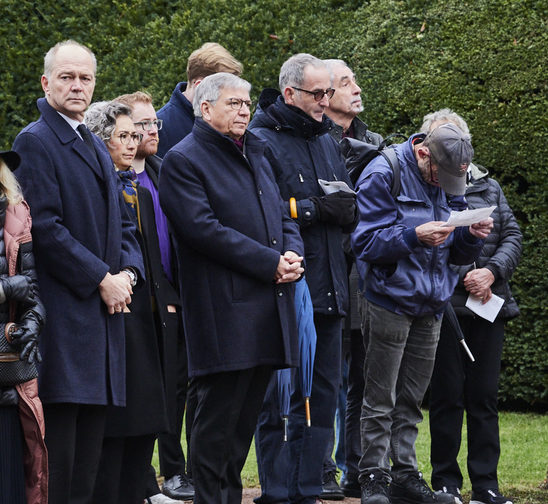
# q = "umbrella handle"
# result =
<box><xmin>283</xmin><ymin>416</ymin><xmax>288</xmax><ymax>442</ymax></box>
<box><xmin>460</xmin><ymin>339</ymin><xmax>475</xmax><ymax>362</ymax></box>
<box><xmin>305</xmin><ymin>397</ymin><xmax>311</xmax><ymax>427</ymax></box>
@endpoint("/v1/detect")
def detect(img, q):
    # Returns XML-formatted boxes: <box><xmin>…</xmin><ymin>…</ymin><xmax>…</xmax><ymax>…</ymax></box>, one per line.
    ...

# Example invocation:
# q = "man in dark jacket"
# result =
<box><xmin>159</xmin><ymin>72</ymin><xmax>304</xmax><ymax>504</ymax></box>
<box><xmin>115</xmin><ymin>91</ymin><xmax>193</xmax><ymax>503</ymax></box>
<box><xmin>351</xmin><ymin>122</ymin><xmax>493</xmax><ymax>504</ymax></box>
<box><xmin>321</xmin><ymin>58</ymin><xmax>384</xmax><ymax>499</ymax></box>
<box><xmin>250</xmin><ymin>53</ymin><xmax>357</xmax><ymax>504</ymax></box>
<box><xmin>156</xmin><ymin>42</ymin><xmax>242</xmax><ymax>157</ymax></box>
<box><xmin>12</xmin><ymin>40</ymin><xmax>144</xmax><ymax>504</ymax></box>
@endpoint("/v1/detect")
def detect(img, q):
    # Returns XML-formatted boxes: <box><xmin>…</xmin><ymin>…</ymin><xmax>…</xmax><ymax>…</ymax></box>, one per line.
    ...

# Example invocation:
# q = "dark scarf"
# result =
<box><xmin>117</xmin><ymin>169</ymin><xmax>141</xmax><ymax>231</ymax></box>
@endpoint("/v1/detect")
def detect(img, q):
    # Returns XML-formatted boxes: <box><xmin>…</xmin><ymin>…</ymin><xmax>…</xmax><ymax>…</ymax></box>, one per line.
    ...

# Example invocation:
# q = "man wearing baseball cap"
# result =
<box><xmin>351</xmin><ymin>122</ymin><xmax>493</xmax><ymax>504</ymax></box>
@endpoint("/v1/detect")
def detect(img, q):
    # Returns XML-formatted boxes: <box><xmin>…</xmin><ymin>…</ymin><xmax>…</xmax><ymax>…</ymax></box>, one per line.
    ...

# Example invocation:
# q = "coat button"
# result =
<box><xmin>327</xmin><ymin>292</ymin><xmax>332</xmax><ymax>297</ymax></box>
<box><xmin>271</xmin><ymin>238</ymin><xmax>277</xmax><ymax>245</ymax></box>
<box><xmin>328</xmin><ymin>307</ymin><xmax>333</xmax><ymax>312</ymax></box>
<box><xmin>305</xmin><ymin>211</ymin><xmax>311</xmax><ymax>217</ymax></box>
<box><xmin>277</xmin><ymin>291</ymin><xmax>283</xmax><ymax>297</ymax></box>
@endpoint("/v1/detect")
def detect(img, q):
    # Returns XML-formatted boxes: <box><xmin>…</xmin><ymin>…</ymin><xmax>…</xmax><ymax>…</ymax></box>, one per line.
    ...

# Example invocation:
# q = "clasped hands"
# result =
<box><xmin>275</xmin><ymin>251</ymin><xmax>304</xmax><ymax>284</ymax></box>
<box><xmin>99</xmin><ymin>271</ymin><xmax>133</xmax><ymax>315</ymax></box>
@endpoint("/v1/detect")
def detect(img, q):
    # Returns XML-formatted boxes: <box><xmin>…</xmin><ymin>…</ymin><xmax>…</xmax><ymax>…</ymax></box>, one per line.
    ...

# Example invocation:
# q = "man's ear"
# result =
<box><xmin>200</xmin><ymin>101</ymin><xmax>211</xmax><ymax>121</ymax></box>
<box><xmin>283</xmin><ymin>86</ymin><xmax>296</xmax><ymax>105</ymax></box>
<box><xmin>416</xmin><ymin>145</ymin><xmax>430</xmax><ymax>160</ymax></box>
<box><xmin>192</xmin><ymin>78</ymin><xmax>203</xmax><ymax>89</ymax></box>
<box><xmin>41</xmin><ymin>75</ymin><xmax>50</xmax><ymax>95</ymax></box>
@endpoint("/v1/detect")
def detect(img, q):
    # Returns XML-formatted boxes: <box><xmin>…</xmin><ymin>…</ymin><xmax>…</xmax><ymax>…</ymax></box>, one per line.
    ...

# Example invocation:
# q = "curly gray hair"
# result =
<box><xmin>84</xmin><ymin>101</ymin><xmax>132</xmax><ymax>141</ymax></box>
<box><xmin>420</xmin><ymin>108</ymin><xmax>470</xmax><ymax>136</ymax></box>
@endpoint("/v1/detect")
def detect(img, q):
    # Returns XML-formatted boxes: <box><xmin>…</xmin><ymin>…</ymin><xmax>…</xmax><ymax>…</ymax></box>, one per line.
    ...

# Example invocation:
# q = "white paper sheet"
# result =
<box><xmin>318</xmin><ymin>179</ymin><xmax>356</xmax><ymax>195</ymax></box>
<box><xmin>441</xmin><ymin>206</ymin><xmax>496</xmax><ymax>227</ymax></box>
<box><xmin>465</xmin><ymin>293</ymin><xmax>504</xmax><ymax>322</ymax></box>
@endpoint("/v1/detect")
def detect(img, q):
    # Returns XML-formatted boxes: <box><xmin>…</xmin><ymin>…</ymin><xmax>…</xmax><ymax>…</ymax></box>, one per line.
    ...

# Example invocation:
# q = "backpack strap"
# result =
<box><xmin>379</xmin><ymin>148</ymin><xmax>401</xmax><ymax>198</ymax></box>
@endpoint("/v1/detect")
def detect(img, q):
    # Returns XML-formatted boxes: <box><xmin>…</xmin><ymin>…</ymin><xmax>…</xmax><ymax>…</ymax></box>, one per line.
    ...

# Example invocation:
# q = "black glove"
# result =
<box><xmin>0</xmin><ymin>275</ymin><xmax>34</xmax><ymax>303</ymax></box>
<box><xmin>9</xmin><ymin>310</ymin><xmax>43</xmax><ymax>364</ymax></box>
<box><xmin>310</xmin><ymin>191</ymin><xmax>357</xmax><ymax>227</ymax></box>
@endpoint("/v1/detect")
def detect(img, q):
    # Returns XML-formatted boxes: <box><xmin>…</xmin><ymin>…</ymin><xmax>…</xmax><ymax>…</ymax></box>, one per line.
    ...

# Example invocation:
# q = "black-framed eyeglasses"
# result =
<box><xmin>226</xmin><ymin>98</ymin><xmax>253</xmax><ymax>110</ymax></box>
<box><xmin>134</xmin><ymin>119</ymin><xmax>163</xmax><ymax>131</ymax></box>
<box><xmin>114</xmin><ymin>132</ymin><xmax>143</xmax><ymax>145</ymax></box>
<box><xmin>292</xmin><ymin>87</ymin><xmax>335</xmax><ymax>101</ymax></box>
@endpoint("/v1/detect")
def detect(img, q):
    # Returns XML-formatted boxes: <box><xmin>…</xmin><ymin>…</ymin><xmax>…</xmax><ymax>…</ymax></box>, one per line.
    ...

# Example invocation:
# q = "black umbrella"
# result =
<box><xmin>444</xmin><ymin>303</ymin><xmax>475</xmax><ymax>362</ymax></box>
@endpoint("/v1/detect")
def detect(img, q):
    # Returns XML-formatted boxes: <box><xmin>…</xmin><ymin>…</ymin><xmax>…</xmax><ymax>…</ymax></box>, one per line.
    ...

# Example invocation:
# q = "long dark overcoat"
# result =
<box><xmin>159</xmin><ymin>118</ymin><xmax>304</xmax><ymax>377</ymax></box>
<box><xmin>105</xmin><ymin>186</ymin><xmax>177</xmax><ymax>436</ymax></box>
<box><xmin>12</xmin><ymin>98</ymin><xmax>144</xmax><ymax>406</ymax></box>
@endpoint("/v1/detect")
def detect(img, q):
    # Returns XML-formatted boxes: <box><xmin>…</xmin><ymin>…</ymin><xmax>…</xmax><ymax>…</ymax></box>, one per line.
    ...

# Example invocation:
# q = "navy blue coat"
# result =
<box><xmin>250</xmin><ymin>93</ymin><xmax>351</xmax><ymax>316</ymax></box>
<box><xmin>159</xmin><ymin>118</ymin><xmax>304</xmax><ymax>377</ymax></box>
<box><xmin>156</xmin><ymin>82</ymin><xmax>195</xmax><ymax>157</ymax></box>
<box><xmin>12</xmin><ymin>98</ymin><xmax>144</xmax><ymax>406</ymax></box>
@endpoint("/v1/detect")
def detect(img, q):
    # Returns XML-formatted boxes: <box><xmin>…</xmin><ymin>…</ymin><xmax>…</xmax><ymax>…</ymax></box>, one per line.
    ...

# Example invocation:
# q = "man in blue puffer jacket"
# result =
<box><xmin>351</xmin><ymin>123</ymin><xmax>493</xmax><ymax>504</ymax></box>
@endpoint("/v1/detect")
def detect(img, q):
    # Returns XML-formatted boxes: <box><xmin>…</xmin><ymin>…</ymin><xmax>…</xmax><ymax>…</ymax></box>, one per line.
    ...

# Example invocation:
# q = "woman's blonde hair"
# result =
<box><xmin>0</xmin><ymin>160</ymin><xmax>23</xmax><ymax>205</ymax></box>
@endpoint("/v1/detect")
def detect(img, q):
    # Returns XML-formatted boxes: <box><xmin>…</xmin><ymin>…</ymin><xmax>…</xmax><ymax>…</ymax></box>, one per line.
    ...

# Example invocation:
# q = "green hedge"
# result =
<box><xmin>1</xmin><ymin>0</ymin><xmax>546</xmax><ymax>407</ymax></box>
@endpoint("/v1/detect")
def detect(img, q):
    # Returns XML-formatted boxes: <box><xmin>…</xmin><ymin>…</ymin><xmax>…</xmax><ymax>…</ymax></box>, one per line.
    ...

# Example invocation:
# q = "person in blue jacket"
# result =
<box><xmin>159</xmin><ymin>72</ymin><xmax>304</xmax><ymax>504</ymax></box>
<box><xmin>351</xmin><ymin>123</ymin><xmax>493</xmax><ymax>504</ymax></box>
<box><xmin>250</xmin><ymin>53</ymin><xmax>357</xmax><ymax>504</ymax></box>
<box><xmin>156</xmin><ymin>42</ymin><xmax>242</xmax><ymax>157</ymax></box>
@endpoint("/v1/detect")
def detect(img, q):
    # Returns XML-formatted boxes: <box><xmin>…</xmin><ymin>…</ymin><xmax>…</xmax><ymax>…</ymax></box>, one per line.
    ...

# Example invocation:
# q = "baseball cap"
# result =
<box><xmin>0</xmin><ymin>150</ymin><xmax>21</xmax><ymax>171</ymax></box>
<box><xmin>424</xmin><ymin>123</ymin><xmax>473</xmax><ymax>195</ymax></box>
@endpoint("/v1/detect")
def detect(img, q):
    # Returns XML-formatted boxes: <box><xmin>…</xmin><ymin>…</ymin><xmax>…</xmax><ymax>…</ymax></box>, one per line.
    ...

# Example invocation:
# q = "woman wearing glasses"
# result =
<box><xmin>84</xmin><ymin>101</ymin><xmax>172</xmax><ymax>504</ymax></box>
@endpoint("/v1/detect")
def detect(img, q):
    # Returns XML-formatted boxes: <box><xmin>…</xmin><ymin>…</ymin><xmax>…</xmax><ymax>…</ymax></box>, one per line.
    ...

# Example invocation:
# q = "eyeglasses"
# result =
<box><xmin>134</xmin><ymin>119</ymin><xmax>163</xmax><ymax>131</ymax></box>
<box><xmin>226</xmin><ymin>98</ymin><xmax>253</xmax><ymax>110</ymax></box>
<box><xmin>113</xmin><ymin>132</ymin><xmax>143</xmax><ymax>145</ymax></box>
<box><xmin>292</xmin><ymin>87</ymin><xmax>335</xmax><ymax>101</ymax></box>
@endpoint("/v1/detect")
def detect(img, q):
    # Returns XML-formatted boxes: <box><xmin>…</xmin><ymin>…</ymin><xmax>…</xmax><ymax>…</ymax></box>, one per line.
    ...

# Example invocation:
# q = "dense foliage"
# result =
<box><xmin>1</xmin><ymin>0</ymin><xmax>546</xmax><ymax>407</ymax></box>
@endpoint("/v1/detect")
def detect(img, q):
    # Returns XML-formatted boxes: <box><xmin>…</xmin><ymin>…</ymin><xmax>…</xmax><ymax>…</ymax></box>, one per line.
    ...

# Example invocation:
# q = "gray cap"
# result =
<box><xmin>424</xmin><ymin>123</ymin><xmax>473</xmax><ymax>195</ymax></box>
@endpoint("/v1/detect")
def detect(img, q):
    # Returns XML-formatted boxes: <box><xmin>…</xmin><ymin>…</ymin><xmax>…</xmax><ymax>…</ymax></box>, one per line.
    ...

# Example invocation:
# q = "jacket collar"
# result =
<box><xmin>255</xmin><ymin>91</ymin><xmax>333</xmax><ymax>139</ymax></box>
<box><xmin>37</xmin><ymin>98</ymin><xmax>107</xmax><ymax>180</ymax></box>
<box><xmin>171</xmin><ymin>82</ymin><xmax>193</xmax><ymax>114</ymax></box>
<box><xmin>329</xmin><ymin>116</ymin><xmax>369</xmax><ymax>142</ymax></box>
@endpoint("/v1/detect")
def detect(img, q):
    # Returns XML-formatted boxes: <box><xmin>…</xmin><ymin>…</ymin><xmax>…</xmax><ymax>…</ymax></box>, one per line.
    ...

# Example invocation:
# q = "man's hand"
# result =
<box><xmin>469</xmin><ymin>217</ymin><xmax>494</xmax><ymax>239</ymax></box>
<box><xmin>463</xmin><ymin>267</ymin><xmax>495</xmax><ymax>303</ymax></box>
<box><xmin>99</xmin><ymin>272</ymin><xmax>133</xmax><ymax>315</ymax></box>
<box><xmin>416</xmin><ymin>221</ymin><xmax>455</xmax><ymax>247</ymax></box>
<box><xmin>275</xmin><ymin>251</ymin><xmax>304</xmax><ymax>284</ymax></box>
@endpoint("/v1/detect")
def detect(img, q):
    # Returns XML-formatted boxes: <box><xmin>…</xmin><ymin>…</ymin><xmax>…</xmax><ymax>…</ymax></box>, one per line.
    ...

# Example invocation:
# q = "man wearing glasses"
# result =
<box><xmin>250</xmin><ymin>53</ymin><xmax>357</xmax><ymax>504</ymax></box>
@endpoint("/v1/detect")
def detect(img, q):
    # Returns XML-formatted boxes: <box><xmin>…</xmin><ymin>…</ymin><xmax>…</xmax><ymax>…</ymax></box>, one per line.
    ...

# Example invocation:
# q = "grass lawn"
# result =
<box><xmin>153</xmin><ymin>409</ymin><xmax>548</xmax><ymax>503</ymax></box>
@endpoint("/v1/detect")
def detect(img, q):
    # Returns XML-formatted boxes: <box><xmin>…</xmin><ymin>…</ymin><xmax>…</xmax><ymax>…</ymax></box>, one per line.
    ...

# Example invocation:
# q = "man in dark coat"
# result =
<box><xmin>249</xmin><ymin>53</ymin><xmax>357</xmax><ymax>504</ymax></box>
<box><xmin>321</xmin><ymin>58</ymin><xmax>385</xmax><ymax>499</ymax></box>
<box><xmin>159</xmin><ymin>72</ymin><xmax>304</xmax><ymax>504</ymax></box>
<box><xmin>156</xmin><ymin>42</ymin><xmax>242</xmax><ymax>157</ymax></box>
<box><xmin>12</xmin><ymin>40</ymin><xmax>144</xmax><ymax>504</ymax></box>
<box><xmin>115</xmin><ymin>91</ymin><xmax>194</xmax><ymax>503</ymax></box>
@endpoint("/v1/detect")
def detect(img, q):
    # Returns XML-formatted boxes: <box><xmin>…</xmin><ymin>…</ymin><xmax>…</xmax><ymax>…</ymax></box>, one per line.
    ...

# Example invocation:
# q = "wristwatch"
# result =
<box><xmin>122</xmin><ymin>268</ymin><xmax>137</xmax><ymax>287</ymax></box>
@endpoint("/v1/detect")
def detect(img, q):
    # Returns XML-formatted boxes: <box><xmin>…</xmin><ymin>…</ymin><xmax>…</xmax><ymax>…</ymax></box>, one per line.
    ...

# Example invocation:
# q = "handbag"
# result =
<box><xmin>0</xmin><ymin>322</ymin><xmax>38</xmax><ymax>386</ymax></box>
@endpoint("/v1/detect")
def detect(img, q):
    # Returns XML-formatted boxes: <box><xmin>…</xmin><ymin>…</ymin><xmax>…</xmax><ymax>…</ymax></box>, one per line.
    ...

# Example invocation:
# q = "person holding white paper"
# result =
<box><xmin>426</xmin><ymin>110</ymin><xmax>522</xmax><ymax>504</ymax></box>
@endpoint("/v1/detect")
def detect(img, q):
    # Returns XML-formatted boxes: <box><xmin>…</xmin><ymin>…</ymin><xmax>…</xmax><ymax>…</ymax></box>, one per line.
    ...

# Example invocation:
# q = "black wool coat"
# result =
<box><xmin>105</xmin><ymin>185</ymin><xmax>180</xmax><ymax>436</ymax></box>
<box><xmin>159</xmin><ymin>118</ymin><xmax>304</xmax><ymax>377</ymax></box>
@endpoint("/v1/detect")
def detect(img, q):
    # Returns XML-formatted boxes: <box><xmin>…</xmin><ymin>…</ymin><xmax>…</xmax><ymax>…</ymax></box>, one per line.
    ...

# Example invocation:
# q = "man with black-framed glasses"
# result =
<box><xmin>250</xmin><ymin>53</ymin><xmax>357</xmax><ymax>504</ymax></box>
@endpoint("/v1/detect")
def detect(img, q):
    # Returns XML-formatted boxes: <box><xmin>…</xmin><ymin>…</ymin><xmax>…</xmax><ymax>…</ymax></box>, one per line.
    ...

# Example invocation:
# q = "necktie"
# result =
<box><xmin>77</xmin><ymin>124</ymin><xmax>98</xmax><ymax>160</ymax></box>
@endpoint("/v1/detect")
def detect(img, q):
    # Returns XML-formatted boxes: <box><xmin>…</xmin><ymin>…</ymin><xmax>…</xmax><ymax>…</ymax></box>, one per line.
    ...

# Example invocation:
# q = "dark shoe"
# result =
<box><xmin>162</xmin><ymin>474</ymin><xmax>195</xmax><ymax>501</ymax></box>
<box><xmin>321</xmin><ymin>471</ymin><xmax>345</xmax><ymax>500</ymax></box>
<box><xmin>470</xmin><ymin>488</ymin><xmax>513</xmax><ymax>504</ymax></box>
<box><xmin>360</xmin><ymin>472</ymin><xmax>391</xmax><ymax>504</ymax></box>
<box><xmin>390</xmin><ymin>472</ymin><xmax>454</xmax><ymax>504</ymax></box>
<box><xmin>341</xmin><ymin>474</ymin><xmax>361</xmax><ymax>498</ymax></box>
<box><xmin>436</xmin><ymin>485</ymin><xmax>463</xmax><ymax>504</ymax></box>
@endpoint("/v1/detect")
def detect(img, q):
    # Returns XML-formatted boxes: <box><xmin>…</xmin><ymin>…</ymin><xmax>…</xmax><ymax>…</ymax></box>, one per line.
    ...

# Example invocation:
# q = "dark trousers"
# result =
<box><xmin>430</xmin><ymin>316</ymin><xmax>505</xmax><ymax>492</ymax></box>
<box><xmin>191</xmin><ymin>365</ymin><xmax>273</xmax><ymax>504</ymax></box>
<box><xmin>0</xmin><ymin>404</ymin><xmax>26</xmax><ymax>504</ymax></box>
<box><xmin>157</xmin><ymin>328</ymin><xmax>192</xmax><ymax>479</ymax></box>
<box><xmin>93</xmin><ymin>434</ymin><xmax>155</xmax><ymax>504</ymax></box>
<box><xmin>255</xmin><ymin>314</ymin><xmax>342</xmax><ymax>503</ymax></box>
<box><xmin>44</xmin><ymin>403</ymin><xmax>106</xmax><ymax>504</ymax></box>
